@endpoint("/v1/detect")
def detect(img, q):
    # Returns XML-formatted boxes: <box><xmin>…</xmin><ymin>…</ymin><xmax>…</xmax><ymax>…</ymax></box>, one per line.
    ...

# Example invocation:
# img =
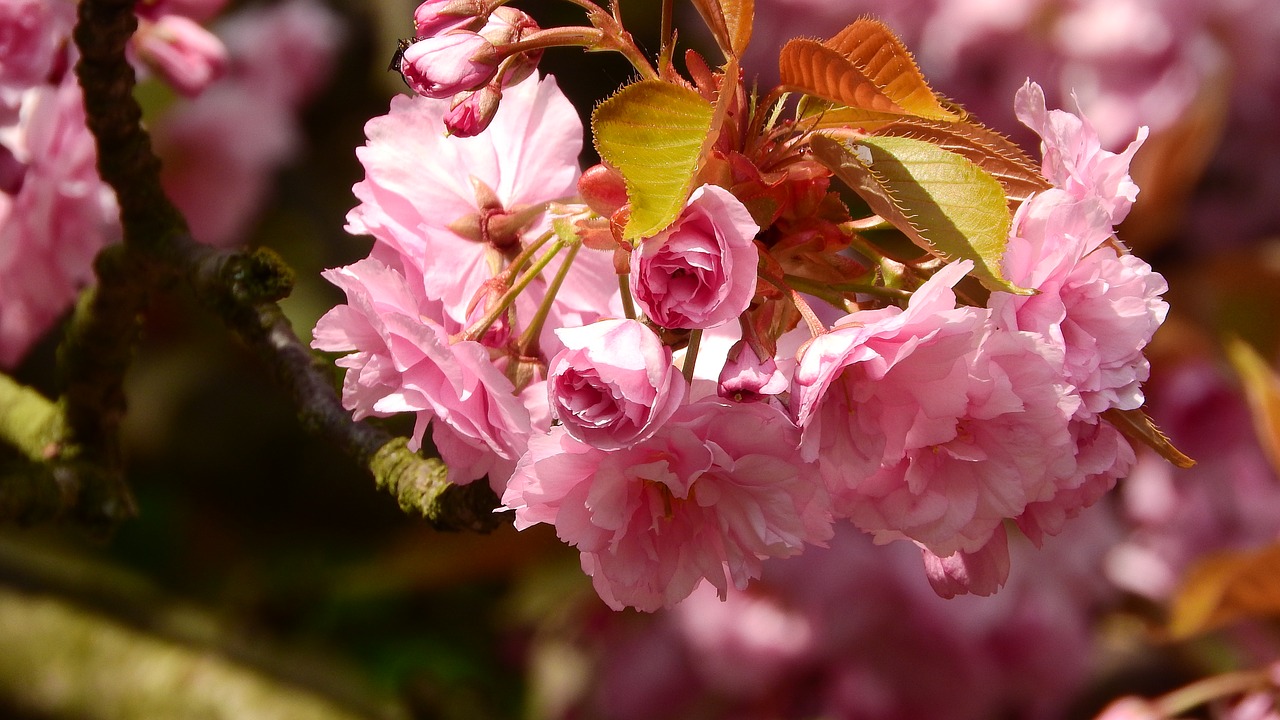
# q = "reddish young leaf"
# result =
<box><xmin>1102</xmin><ymin>407</ymin><xmax>1196</xmax><ymax>469</ymax></box>
<box><xmin>1170</xmin><ymin>542</ymin><xmax>1280</xmax><ymax>638</ymax></box>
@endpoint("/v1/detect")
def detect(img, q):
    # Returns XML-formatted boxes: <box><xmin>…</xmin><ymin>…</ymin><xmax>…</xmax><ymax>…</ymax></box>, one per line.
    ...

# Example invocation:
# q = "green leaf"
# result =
<box><xmin>592</xmin><ymin>80</ymin><xmax>716</xmax><ymax>241</ymax></box>
<box><xmin>810</xmin><ymin>134</ymin><xmax>1028</xmax><ymax>294</ymax></box>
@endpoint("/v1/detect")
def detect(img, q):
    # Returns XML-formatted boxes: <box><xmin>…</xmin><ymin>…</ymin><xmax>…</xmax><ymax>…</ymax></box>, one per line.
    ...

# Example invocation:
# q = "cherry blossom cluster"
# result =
<box><xmin>315</xmin><ymin>3</ymin><xmax>1171</xmax><ymax>611</ymax></box>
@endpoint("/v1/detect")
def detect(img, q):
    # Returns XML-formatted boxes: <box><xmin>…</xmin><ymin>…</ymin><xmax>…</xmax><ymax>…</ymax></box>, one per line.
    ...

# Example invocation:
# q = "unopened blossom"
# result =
<box><xmin>0</xmin><ymin>76</ymin><xmax>118</xmax><ymax>368</ymax></box>
<box><xmin>443</xmin><ymin>83</ymin><xmax>499</xmax><ymax>137</ymax></box>
<box><xmin>631</xmin><ymin>184</ymin><xmax>761</xmax><ymax>330</ymax></box>
<box><xmin>413</xmin><ymin>0</ymin><xmax>485</xmax><ymax>38</ymax></box>
<box><xmin>312</xmin><ymin>258</ymin><xmax>533</xmax><ymax>487</ymax></box>
<box><xmin>547</xmin><ymin>319</ymin><xmax>687</xmax><ymax>450</ymax></box>
<box><xmin>793</xmin><ymin>261</ymin><xmax>1077</xmax><ymax>558</ymax></box>
<box><xmin>399</xmin><ymin>31</ymin><xmax>498</xmax><ymax>100</ymax></box>
<box><xmin>132</xmin><ymin>14</ymin><xmax>228</xmax><ymax>97</ymax></box>
<box><xmin>346</xmin><ymin>73</ymin><xmax>618</xmax><ymax>352</ymax></box>
<box><xmin>503</xmin><ymin>398</ymin><xmax>832</xmax><ymax>611</ymax></box>
<box><xmin>717</xmin><ymin>340</ymin><xmax>788</xmax><ymax>402</ymax></box>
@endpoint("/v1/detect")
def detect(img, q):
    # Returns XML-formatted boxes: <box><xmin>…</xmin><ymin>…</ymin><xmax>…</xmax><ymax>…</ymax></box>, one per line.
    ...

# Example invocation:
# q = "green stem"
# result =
<box><xmin>518</xmin><ymin>241</ymin><xmax>582</xmax><ymax>358</ymax></box>
<box><xmin>784</xmin><ymin>274</ymin><xmax>911</xmax><ymax>301</ymax></box>
<box><xmin>460</xmin><ymin>232</ymin><xmax>563</xmax><ymax>343</ymax></box>
<box><xmin>1154</xmin><ymin>670</ymin><xmax>1272</xmax><ymax>718</ymax></box>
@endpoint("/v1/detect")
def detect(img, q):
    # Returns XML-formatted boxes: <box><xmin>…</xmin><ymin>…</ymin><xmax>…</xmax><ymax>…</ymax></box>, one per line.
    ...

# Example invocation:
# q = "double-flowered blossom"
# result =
<box><xmin>502</xmin><ymin>399</ymin><xmax>832</xmax><ymax>612</ymax></box>
<box><xmin>312</xmin><ymin>258</ymin><xmax>533</xmax><ymax>487</ymax></box>
<box><xmin>630</xmin><ymin>184</ymin><xmax>761</xmax><ymax>330</ymax></box>
<box><xmin>314</xmin><ymin>7</ymin><xmax>1178</xmax><ymax>610</ymax></box>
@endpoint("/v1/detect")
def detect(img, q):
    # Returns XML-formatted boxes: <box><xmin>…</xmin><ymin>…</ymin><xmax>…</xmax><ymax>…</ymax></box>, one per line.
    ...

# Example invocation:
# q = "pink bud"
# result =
<box><xmin>577</xmin><ymin>164</ymin><xmax>628</xmax><ymax>217</ymax></box>
<box><xmin>132</xmin><ymin>14</ymin><xmax>228</xmax><ymax>97</ymax></box>
<box><xmin>444</xmin><ymin>84</ymin><xmax>501</xmax><ymax>137</ymax></box>
<box><xmin>399</xmin><ymin>32</ymin><xmax>498</xmax><ymax>100</ymax></box>
<box><xmin>412</xmin><ymin>0</ymin><xmax>484</xmax><ymax>38</ymax></box>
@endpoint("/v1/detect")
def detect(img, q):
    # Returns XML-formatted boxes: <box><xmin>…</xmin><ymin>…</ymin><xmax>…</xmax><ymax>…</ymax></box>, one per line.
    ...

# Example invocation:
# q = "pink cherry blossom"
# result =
<box><xmin>1014</xmin><ymin>80</ymin><xmax>1148</xmax><ymax>225</ymax></box>
<box><xmin>991</xmin><ymin>187</ymin><xmax>1168</xmax><ymax>420</ymax></box>
<box><xmin>717</xmin><ymin>340</ymin><xmax>788</xmax><ymax>402</ymax></box>
<box><xmin>0</xmin><ymin>75</ymin><xmax>119</xmax><ymax>368</ymax></box>
<box><xmin>502</xmin><ymin>398</ymin><xmax>832</xmax><ymax>611</ymax></box>
<box><xmin>793</xmin><ymin>261</ymin><xmax>1077</xmax><ymax>558</ymax></box>
<box><xmin>399</xmin><ymin>31</ymin><xmax>498</xmax><ymax>100</ymax></box>
<box><xmin>920</xmin><ymin>523</ymin><xmax>1011</xmax><ymax>598</ymax></box>
<box><xmin>132</xmin><ymin>14</ymin><xmax>228</xmax><ymax>97</ymax></box>
<box><xmin>346</xmin><ymin>73</ymin><xmax>618</xmax><ymax>353</ymax></box>
<box><xmin>547</xmin><ymin>318</ymin><xmax>687</xmax><ymax>450</ymax></box>
<box><xmin>0</xmin><ymin>0</ymin><xmax>74</xmax><ymax>104</ymax></box>
<box><xmin>312</xmin><ymin>257</ymin><xmax>532</xmax><ymax>487</ymax></box>
<box><xmin>630</xmin><ymin>183</ymin><xmax>760</xmax><ymax>330</ymax></box>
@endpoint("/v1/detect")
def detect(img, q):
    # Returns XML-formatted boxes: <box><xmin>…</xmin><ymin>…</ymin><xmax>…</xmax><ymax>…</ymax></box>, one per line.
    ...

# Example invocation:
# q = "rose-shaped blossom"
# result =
<box><xmin>792</xmin><ymin>261</ymin><xmax>1077</xmax><ymax>558</ymax></box>
<box><xmin>312</xmin><ymin>258</ymin><xmax>532</xmax><ymax>487</ymax></box>
<box><xmin>547</xmin><ymin>318</ymin><xmax>686</xmax><ymax>450</ymax></box>
<box><xmin>503</xmin><ymin>398</ymin><xmax>832</xmax><ymax>611</ymax></box>
<box><xmin>133</xmin><ymin>14</ymin><xmax>229</xmax><ymax>97</ymax></box>
<box><xmin>346</xmin><ymin>73</ymin><xmax>619</xmax><ymax>355</ymax></box>
<box><xmin>399</xmin><ymin>31</ymin><xmax>498</xmax><ymax>100</ymax></box>
<box><xmin>630</xmin><ymin>184</ymin><xmax>760</xmax><ymax>330</ymax></box>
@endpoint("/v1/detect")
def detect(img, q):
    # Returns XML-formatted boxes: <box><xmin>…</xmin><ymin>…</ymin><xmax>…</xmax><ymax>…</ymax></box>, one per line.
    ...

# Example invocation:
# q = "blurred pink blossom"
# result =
<box><xmin>630</xmin><ymin>183</ymin><xmax>760</xmax><ymax>330</ymax></box>
<box><xmin>132</xmin><ymin>14</ymin><xmax>227</xmax><ymax>97</ymax></box>
<box><xmin>153</xmin><ymin>0</ymin><xmax>344</xmax><ymax>247</ymax></box>
<box><xmin>0</xmin><ymin>75</ymin><xmax>118</xmax><ymax>368</ymax></box>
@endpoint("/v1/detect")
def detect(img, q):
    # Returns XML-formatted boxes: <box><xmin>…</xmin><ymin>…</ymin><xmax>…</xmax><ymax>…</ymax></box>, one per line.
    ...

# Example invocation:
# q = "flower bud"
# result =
<box><xmin>399</xmin><ymin>32</ymin><xmax>498</xmax><ymax>100</ymax></box>
<box><xmin>444</xmin><ymin>84</ymin><xmax>501</xmax><ymax>137</ymax></box>
<box><xmin>578</xmin><ymin>164</ymin><xmax>628</xmax><ymax>217</ymax></box>
<box><xmin>133</xmin><ymin>14</ymin><xmax>229</xmax><ymax>97</ymax></box>
<box><xmin>479</xmin><ymin>6</ymin><xmax>542</xmax><ymax>87</ymax></box>
<box><xmin>413</xmin><ymin>0</ymin><xmax>485</xmax><ymax>38</ymax></box>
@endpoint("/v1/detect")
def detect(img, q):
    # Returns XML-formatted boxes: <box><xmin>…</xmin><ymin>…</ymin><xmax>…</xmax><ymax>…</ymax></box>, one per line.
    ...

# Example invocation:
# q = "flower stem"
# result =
<box><xmin>518</xmin><ymin>241</ymin><xmax>582</xmax><ymax>358</ymax></box>
<box><xmin>682</xmin><ymin>328</ymin><xmax>703</xmax><ymax>385</ymax></box>
<box><xmin>461</xmin><ymin>232</ymin><xmax>563</xmax><ymax>343</ymax></box>
<box><xmin>1155</xmin><ymin>669</ymin><xmax>1272</xmax><ymax>718</ymax></box>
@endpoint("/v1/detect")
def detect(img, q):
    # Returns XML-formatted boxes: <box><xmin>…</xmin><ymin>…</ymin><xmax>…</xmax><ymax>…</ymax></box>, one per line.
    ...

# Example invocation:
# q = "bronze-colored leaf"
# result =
<box><xmin>1103</xmin><ymin>407</ymin><xmax>1196</xmax><ymax>469</ymax></box>
<box><xmin>691</xmin><ymin>0</ymin><xmax>754</xmax><ymax>58</ymax></box>
<box><xmin>824</xmin><ymin>18</ymin><xmax>959</xmax><ymax>122</ymax></box>
<box><xmin>1170</xmin><ymin>542</ymin><xmax>1280</xmax><ymax>638</ymax></box>
<box><xmin>779</xmin><ymin>38</ymin><xmax>906</xmax><ymax>114</ymax></box>
<box><xmin>1226</xmin><ymin>336</ymin><xmax>1280</xmax><ymax>474</ymax></box>
<box><xmin>871</xmin><ymin>119</ymin><xmax>1050</xmax><ymax>207</ymax></box>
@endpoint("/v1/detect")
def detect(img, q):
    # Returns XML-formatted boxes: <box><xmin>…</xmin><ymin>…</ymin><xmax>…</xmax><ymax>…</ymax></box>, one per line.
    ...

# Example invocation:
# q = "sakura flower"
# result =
<box><xmin>132</xmin><ymin>13</ymin><xmax>228</xmax><ymax>97</ymax></box>
<box><xmin>547</xmin><ymin>319</ymin><xmax>687</xmax><ymax>450</ymax></box>
<box><xmin>793</xmin><ymin>261</ymin><xmax>1077</xmax><ymax>558</ymax></box>
<box><xmin>399</xmin><ymin>31</ymin><xmax>498</xmax><ymax>100</ymax></box>
<box><xmin>0</xmin><ymin>75</ymin><xmax>118</xmax><ymax>368</ymax></box>
<box><xmin>346</xmin><ymin>73</ymin><xmax>618</xmax><ymax>352</ymax></box>
<box><xmin>991</xmin><ymin>171</ymin><xmax>1167</xmax><ymax>420</ymax></box>
<box><xmin>0</xmin><ymin>0</ymin><xmax>75</xmax><ymax>104</ymax></box>
<box><xmin>312</xmin><ymin>258</ymin><xmax>532</xmax><ymax>487</ymax></box>
<box><xmin>630</xmin><ymin>184</ymin><xmax>760</xmax><ymax>330</ymax></box>
<box><xmin>1014</xmin><ymin>80</ymin><xmax>1149</xmax><ymax>225</ymax></box>
<box><xmin>503</xmin><ymin>398</ymin><xmax>832</xmax><ymax>611</ymax></box>
<box><xmin>920</xmin><ymin>524</ymin><xmax>1012</xmax><ymax>598</ymax></box>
